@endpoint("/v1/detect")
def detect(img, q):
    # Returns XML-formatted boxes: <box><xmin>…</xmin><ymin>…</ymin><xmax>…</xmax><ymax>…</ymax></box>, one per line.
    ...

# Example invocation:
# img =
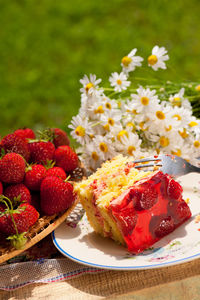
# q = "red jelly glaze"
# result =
<box><xmin>110</xmin><ymin>171</ymin><xmax>191</xmax><ymax>254</ymax></box>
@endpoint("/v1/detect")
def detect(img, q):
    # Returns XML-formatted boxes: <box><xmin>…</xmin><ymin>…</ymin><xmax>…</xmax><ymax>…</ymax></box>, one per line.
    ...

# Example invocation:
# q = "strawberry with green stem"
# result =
<box><xmin>28</xmin><ymin>130</ymin><xmax>55</xmax><ymax>164</ymax></box>
<box><xmin>0</xmin><ymin>195</ymin><xmax>39</xmax><ymax>249</ymax></box>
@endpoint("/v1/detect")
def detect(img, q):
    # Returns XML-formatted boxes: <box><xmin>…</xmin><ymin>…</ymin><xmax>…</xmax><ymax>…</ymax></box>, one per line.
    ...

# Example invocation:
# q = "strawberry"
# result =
<box><xmin>14</xmin><ymin>128</ymin><xmax>36</xmax><ymax>142</ymax></box>
<box><xmin>29</xmin><ymin>192</ymin><xmax>41</xmax><ymax>212</ymax></box>
<box><xmin>167</xmin><ymin>179</ymin><xmax>183</xmax><ymax>200</ymax></box>
<box><xmin>154</xmin><ymin>216</ymin><xmax>175</xmax><ymax>238</ymax></box>
<box><xmin>54</xmin><ymin>145</ymin><xmax>78</xmax><ymax>172</ymax></box>
<box><xmin>133</xmin><ymin>184</ymin><xmax>158</xmax><ymax>210</ymax></box>
<box><xmin>112</xmin><ymin>208</ymin><xmax>138</xmax><ymax>236</ymax></box>
<box><xmin>51</xmin><ymin>128</ymin><xmax>70</xmax><ymax>148</ymax></box>
<box><xmin>24</xmin><ymin>164</ymin><xmax>46</xmax><ymax>191</ymax></box>
<box><xmin>45</xmin><ymin>167</ymin><xmax>66</xmax><ymax>180</ymax></box>
<box><xmin>0</xmin><ymin>181</ymin><xmax>3</xmax><ymax>195</ymax></box>
<box><xmin>40</xmin><ymin>176</ymin><xmax>74</xmax><ymax>215</ymax></box>
<box><xmin>4</xmin><ymin>184</ymin><xmax>31</xmax><ymax>204</ymax></box>
<box><xmin>1</xmin><ymin>133</ymin><xmax>30</xmax><ymax>161</ymax></box>
<box><xmin>28</xmin><ymin>141</ymin><xmax>55</xmax><ymax>164</ymax></box>
<box><xmin>0</xmin><ymin>202</ymin><xmax>39</xmax><ymax>235</ymax></box>
<box><xmin>0</xmin><ymin>153</ymin><xmax>25</xmax><ymax>184</ymax></box>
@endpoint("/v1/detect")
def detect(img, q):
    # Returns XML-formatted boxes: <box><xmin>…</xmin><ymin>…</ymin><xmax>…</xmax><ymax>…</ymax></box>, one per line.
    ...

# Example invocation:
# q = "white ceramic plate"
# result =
<box><xmin>52</xmin><ymin>173</ymin><xmax>200</xmax><ymax>270</ymax></box>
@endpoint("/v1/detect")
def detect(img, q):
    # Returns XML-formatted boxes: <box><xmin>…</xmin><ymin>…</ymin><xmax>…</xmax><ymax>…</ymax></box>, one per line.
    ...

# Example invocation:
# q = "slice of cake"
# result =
<box><xmin>74</xmin><ymin>155</ymin><xmax>191</xmax><ymax>254</ymax></box>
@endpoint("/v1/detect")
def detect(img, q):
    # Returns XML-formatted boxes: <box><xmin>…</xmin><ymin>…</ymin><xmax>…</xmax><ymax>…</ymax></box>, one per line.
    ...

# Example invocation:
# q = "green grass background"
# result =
<box><xmin>0</xmin><ymin>0</ymin><xmax>200</xmax><ymax>137</ymax></box>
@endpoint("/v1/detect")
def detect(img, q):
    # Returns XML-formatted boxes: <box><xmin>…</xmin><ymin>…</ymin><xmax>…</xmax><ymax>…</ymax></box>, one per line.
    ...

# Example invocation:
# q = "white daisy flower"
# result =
<box><xmin>93</xmin><ymin>135</ymin><xmax>117</xmax><ymax>160</ymax></box>
<box><xmin>157</xmin><ymin>131</ymin><xmax>184</xmax><ymax>153</ymax></box>
<box><xmin>171</xmin><ymin>106</ymin><xmax>192</xmax><ymax>130</ymax></box>
<box><xmin>130</xmin><ymin>86</ymin><xmax>160</xmax><ymax>115</ymax></box>
<box><xmin>80</xmin><ymin>74</ymin><xmax>103</xmax><ymax>97</ymax></box>
<box><xmin>82</xmin><ymin>143</ymin><xmax>103</xmax><ymax>172</ymax></box>
<box><xmin>169</xmin><ymin>88</ymin><xmax>192</xmax><ymax>110</ymax></box>
<box><xmin>188</xmin><ymin>118</ymin><xmax>200</xmax><ymax>138</ymax></box>
<box><xmin>69</xmin><ymin>114</ymin><xmax>93</xmax><ymax>145</ymax></box>
<box><xmin>116</xmin><ymin>132</ymin><xmax>142</xmax><ymax>158</ymax></box>
<box><xmin>102</xmin><ymin>97</ymin><xmax>119</xmax><ymax>111</ymax></box>
<box><xmin>146</xmin><ymin>103</ymin><xmax>179</xmax><ymax>135</ymax></box>
<box><xmin>109</xmin><ymin>72</ymin><xmax>131</xmax><ymax>92</ymax></box>
<box><xmin>100</xmin><ymin>110</ymin><xmax>122</xmax><ymax>133</ymax></box>
<box><xmin>148</xmin><ymin>46</ymin><xmax>169</xmax><ymax>71</ymax></box>
<box><xmin>121</xmin><ymin>49</ymin><xmax>143</xmax><ymax>73</ymax></box>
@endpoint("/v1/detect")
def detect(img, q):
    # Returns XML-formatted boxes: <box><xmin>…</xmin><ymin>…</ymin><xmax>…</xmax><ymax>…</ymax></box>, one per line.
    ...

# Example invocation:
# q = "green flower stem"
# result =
<box><xmin>0</xmin><ymin>196</ymin><xmax>19</xmax><ymax>236</ymax></box>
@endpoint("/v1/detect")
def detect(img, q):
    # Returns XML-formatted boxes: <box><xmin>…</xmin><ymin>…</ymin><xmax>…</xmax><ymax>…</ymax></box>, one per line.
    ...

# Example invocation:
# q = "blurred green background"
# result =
<box><xmin>0</xmin><ymin>0</ymin><xmax>200</xmax><ymax>137</ymax></box>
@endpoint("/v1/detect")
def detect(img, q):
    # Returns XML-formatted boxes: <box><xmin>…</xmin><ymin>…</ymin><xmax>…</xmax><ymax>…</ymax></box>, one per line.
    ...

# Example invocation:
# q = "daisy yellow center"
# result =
<box><xmin>194</xmin><ymin>140</ymin><xmax>200</xmax><ymax>148</ymax></box>
<box><xmin>85</xmin><ymin>82</ymin><xmax>94</xmax><ymax>92</ymax></box>
<box><xmin>121</xmin><ymin>56</ymin><xmax>132</xmax><ymax>67</ymax></box>
<box><xmin>105</xmin><ymin>102</ymin><xmax>112</xmax><ymax>109</ymax></box>
<box><xmin>94</xmin><ymin>105</ymin><xmax>104</xmax><ymax>114</ymax></box>
<box><xmin>148</xmin><ymin>55</ymin><xmax>158</xmax><ymax>66</ymax></box>
<box><xmin>139</xmin><ymin>122</ymin><xmax>147</xmax><ymax>131</ymax></box>
<box><xmin>171</xmin><ymin>97</ymin><xmax>181</xmax><ymax>107</ymax></box>
<box><xmin>91</xmin><ymin>151</ymin><xmax>99</xmax><ymax>161</ymax></box>
<box><xmin>127</xmin><ymin>145</ymin><xmax>136</xmax><ymax>156</ymax></box>
<box><xmin>89</xmin><ymin>134</ymin><xmax>94</xmax><ymax>139</ymax></box>
<box><xmin>103</xmin><ymin>124</ymin><xmax>110</xmax><ymax>131</ymax></box>
<box><xmin>156</xmin><ymin>148</ymin><xmax>160</xmax><ymax>154</ymax></box>
<box><xmin>165</xmin><ymin>125</ymin><xmax>172</xmax><ymax>132</ymax></box>
<box><xmin>75</xmin><ymin>125</ymin><xmax>85</xmax><ymax>137</ymax></box>
<box><xmin>195</xmin><ymin>84</ymin><xmax>200</xmax><ymax>92</ymax></box>
<box><xmin>108</xmin><ymin>118</ymin><xmax>115</xmax><ymax>126</ymax></box>
<box><xmin>117</xmin><ymin>130</ymin><xmax>128</xmax><ymax>141</ymax></box>
<box><xmin>179</xmin><ymin>128</ymin><xmax>188</xmax><ymax>139</ymax></box>
<box><xmin>173</xmin><ymin>114</ymin><xmax>182</xmax><ymax>121</ymax></box>
<box><xmin>118</xmin><ymin>102</ymin><xmax>121</xmax><ymax>108</ymax></box>
<box><xmin>140</xmin><ymin>96</ymin><xmax>149</xmax><ymax>106</ymax></box>
<box><xmin>171</xmin><ymin>149</ymin><xmax>182</xmax><ymax>156</ymax></box>
<box><xmin>126</xmin><ymin>122</ymin><xmax>136</xmax><ymax>132</ymax></box>
<box><xmin>117</xmin><ymin>79</ymin><xmax>122</xmax><ymax>85</ymax></box>
<box><xmin>132</xmin><ymin>109</ymin><xmax>137</xmax><ymax>114</ymax></box>
<box><xmin>159</xmin><ymin>136</ymin><xmax>169</xmax><ymax>147</ymax></box>
<box><xmin>156</xmin><ymin>111</ymin><xmax>165</xmax><ymax>120</ymax></box>
<box><xmin>189</xmin><ymin>121</ymin><xmax>198</xmax><ymax>127</ymax></box>
<box><xmin>99</xmin><ymin>142</ymin><xmax>108</xmax><ymax>152</ymax></box>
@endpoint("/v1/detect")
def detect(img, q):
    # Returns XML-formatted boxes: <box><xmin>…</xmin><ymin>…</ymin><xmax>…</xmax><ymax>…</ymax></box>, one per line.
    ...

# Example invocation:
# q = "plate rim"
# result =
<box><xmin>52</xmin><ymin>223</ymin><xmax>200</xmax><ymax>270</ymax></box>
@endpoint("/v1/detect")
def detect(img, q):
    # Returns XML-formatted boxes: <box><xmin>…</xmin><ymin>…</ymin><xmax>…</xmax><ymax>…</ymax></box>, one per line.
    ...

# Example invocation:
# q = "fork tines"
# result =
<box><xmin>134</xmin><ymin>163</ymin><xmax>162</xmax><ymax>169</ymax></box>
<box><xmin>133</xmin><ymin>157</ymin><xmax>161</xmax><ymax>164</ymax></box>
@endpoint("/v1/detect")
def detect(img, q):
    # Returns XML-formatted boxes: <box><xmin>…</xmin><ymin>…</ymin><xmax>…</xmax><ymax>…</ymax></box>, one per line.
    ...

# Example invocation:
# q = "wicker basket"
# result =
<box><xmin>0</xmin><ymin>165</ymin><xmax>86</xmax><ymax>264</ymax></box>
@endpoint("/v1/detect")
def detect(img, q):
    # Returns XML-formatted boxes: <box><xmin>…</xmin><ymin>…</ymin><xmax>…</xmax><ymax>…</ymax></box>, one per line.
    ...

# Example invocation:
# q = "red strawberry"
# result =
<box><xmin>14</xmin><ymin>128</ymin><xmax>36</xmax><ymax>142</ymax></box>
<box><xmin>54</xmin><ymin>146</ymin><xmax>78</xmax><ymax>172</ymax></box>
<box><xmin>1</xmin><ymin>133</ymin><xmax>30</xmax><ymax>161</ymax></box>
<box><xmin>4</xmin><ymin>184</ymin><xmax>31</xmax><ymax>204</ymax></box>
<box><xmin>112</xmin><ymin>208</ymin><xmax>138</xmax><ymax>236</ymax></box>
<box><xmin>0</xmin><ymin>203</ymin><xmax>39</xmax><ymax>235</ymax></box>
<box><xmin>28</xmin><ymin>141</ymin><xmax>55</xmax><ymax>164</ymax></box>
<box><xmin>0</xmin><ymin>181</ymin><xmax>3</xmax><ymax>194</ymax></box>
<box><xmin>45</xmin><ymin>167</ymin><xmax>66</xmax><ymax>180</ymax></box>
<box><xmin>134</xmin><ymin>184</ymin><xmax>158</xmax><ymax>210</ymax></box>
<box><xmin>24</xmin><ymin>164</ymin><xmax>46</xmax><ymax>191</ymax></box>
<box><xmin>0</xmin><ymin>153</ymin><xmax>25</xmax><ymax>184</ymax></box>
<box><xmin>40</xmin><ymin>176</ymin><xmax>74</xmax><ymax>215</ymax></box>
<box><xmin>155</xmin><ymin>216</ymin><xmax>175</xmax><ymax>238</ymax></box>
<box><xmin>29</xmin><ymin>192</ymin><xmax>41</xmax><ymax>212</ymax></box>
<box><xmin>167</xmin><ymin>179</ymin><xmax>183</xmax><ymax>200</ymax></box>
<box><xmin>51</xmin><ymin>128</ymin><xmax>70</xmax><ymax>148</ymax></box>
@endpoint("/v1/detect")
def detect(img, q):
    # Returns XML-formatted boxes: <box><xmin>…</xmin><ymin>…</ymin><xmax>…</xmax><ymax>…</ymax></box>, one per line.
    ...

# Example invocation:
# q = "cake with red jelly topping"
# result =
<box><xmin>75</xmin><ymin>155</ymin><xmax>191</xmax><ymax>254</ymax></box>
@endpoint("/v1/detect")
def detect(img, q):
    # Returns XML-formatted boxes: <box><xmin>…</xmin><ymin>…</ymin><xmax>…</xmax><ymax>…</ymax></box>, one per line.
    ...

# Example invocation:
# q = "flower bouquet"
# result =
<box><xmin>69</xmin><ymin>46</ymin><xmax>200</xmax><ymax>172</ymax></box>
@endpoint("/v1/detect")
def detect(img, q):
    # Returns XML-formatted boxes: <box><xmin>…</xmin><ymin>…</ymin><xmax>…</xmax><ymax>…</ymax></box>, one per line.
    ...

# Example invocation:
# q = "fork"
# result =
<box><xmin>133</xmin><ymin>154</ymin><xmax>200</xmax><ymax>178</ymax></box>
